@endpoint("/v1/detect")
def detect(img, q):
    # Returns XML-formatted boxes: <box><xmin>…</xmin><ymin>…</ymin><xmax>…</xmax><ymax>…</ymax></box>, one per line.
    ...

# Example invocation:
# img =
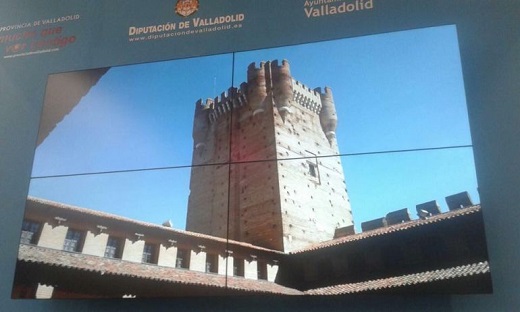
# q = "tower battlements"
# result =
<box><xmin>247</xmin><ymin>61</ymin><xmax>266</xmax><ymax>76</ymax></box>
<box><xmin>195</xmin><ymin>86</ymin><xmax>249</xmax><ymax>124</ymax></box>
<box><xmin>292</xmin><ymin>79</ymin><xmax>322</xmax><ymax>114</ymax></box>
<box><xmin>270</xmin><ymin>59</ymin><xmax>291</xmax><ymax>70</ymax></box>
<box><xmin>198</xmin><ymin>79</ymin><xmax>327</xmax><ymax>120</ymax></box>
<box><xmin>194</xmin><ymin>59</ymin><xmax>338</xmax><ymax>144</ymax></box>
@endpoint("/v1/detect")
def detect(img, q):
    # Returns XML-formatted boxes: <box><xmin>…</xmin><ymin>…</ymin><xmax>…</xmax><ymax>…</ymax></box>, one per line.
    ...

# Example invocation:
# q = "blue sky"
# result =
<box><xmin>28</xmin><ymin>24</ymin><xmax>479</xmax><ymax>232</ymax></box>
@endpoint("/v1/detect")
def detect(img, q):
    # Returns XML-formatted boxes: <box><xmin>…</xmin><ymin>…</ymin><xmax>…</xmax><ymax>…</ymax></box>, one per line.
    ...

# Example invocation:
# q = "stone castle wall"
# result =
<box><xmin>274</xmin><ymin>97</ymin><xmax>352</xmax><ymax>251</ymax></box>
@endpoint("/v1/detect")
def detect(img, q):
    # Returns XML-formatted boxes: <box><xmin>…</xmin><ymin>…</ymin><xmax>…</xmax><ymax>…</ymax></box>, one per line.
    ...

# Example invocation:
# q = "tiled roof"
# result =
<box><xmin>17</xmin><ymin>244</ymin><xmax>302</xmax><ymax>295</ymax></box>
<box><xmin>26</xmin><ymin>196</ymin><xmax>283</xmax><ymax>255</ymax></box>
<box><xmin>27</xmin><ymin>197</ymin><xmax>481</xmax><ymax>258</ymax></box>
<box><xmin>18</xmin><ymin>244</ymin><xmax>489</xmax><ymax>296</ymax></box>
<box><xmin>291</xmin><ymin>205</ymin><xmax>482</xmax><ymax>254</ymax></box>
<box><xmin>305</xmin><ymin>261</ymin><xmax>490</xmax><ymax>295</ymax></box>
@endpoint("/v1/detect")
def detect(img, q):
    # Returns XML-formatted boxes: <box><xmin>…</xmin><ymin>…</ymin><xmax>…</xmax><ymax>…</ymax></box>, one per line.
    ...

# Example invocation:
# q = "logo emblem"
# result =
<box><xmin>11</xmin><ymin>43</ymin><xmax>25</xmax><ymax>53</ymax></box>
<box><xmin>175</xmin><ymin>0</ymin><xmax>199</xmax><ymax>17</ymax></box>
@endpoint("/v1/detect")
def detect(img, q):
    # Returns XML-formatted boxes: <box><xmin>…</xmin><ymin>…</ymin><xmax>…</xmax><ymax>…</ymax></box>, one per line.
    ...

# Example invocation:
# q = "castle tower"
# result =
<box><xmin>186</xmin><ymin>60</ymin><xmax>353</xmax><ymax>252</ymax></box>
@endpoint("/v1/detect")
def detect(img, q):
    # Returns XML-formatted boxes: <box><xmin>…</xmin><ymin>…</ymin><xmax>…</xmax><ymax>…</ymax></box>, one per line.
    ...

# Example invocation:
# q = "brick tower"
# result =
<box><xmin>186</xmin><ymin>60</ymin><xmax>353</xmax><ymax>252</ymax></box>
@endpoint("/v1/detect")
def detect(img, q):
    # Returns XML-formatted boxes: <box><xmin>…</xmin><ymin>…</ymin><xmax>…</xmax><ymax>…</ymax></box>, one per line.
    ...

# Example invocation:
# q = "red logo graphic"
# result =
<box><xmin>175</xmin><ymin>0</ymin><xmax>199</xmax><ymax>17</ymax></box>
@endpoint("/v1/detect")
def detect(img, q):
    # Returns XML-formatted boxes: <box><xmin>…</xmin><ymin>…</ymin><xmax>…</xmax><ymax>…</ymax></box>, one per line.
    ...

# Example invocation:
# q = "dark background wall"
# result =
<box><xmin>1</xmin><ymin>0</ymin><xmax>519</xmax><ymax>310</ymax></box>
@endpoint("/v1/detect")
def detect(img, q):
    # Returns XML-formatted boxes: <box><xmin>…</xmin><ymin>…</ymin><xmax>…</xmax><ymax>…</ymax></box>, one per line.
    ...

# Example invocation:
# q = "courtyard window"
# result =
<box><xmin>206</xmin><ymin>253</ymin><xmax>218</xmax><ymax>273</ymax></box>
<box><xmin>104</xmin><ymin>236</ymin><xmax>123</xmax><ymax>259</ymax></box>
<box><xmin>142</xmin><ymin>243</ymin><xmax>156</xmax><ymax>264</ymax></box>
<box><xmin>257</xmin><ymin>261</ymin><xmax>268</xmax><ymax>280</ymax></box>
<box><xmin>63</xmin><ymin>229</ymin><xmax>83</xmax><ymax>252</ymax></box>
<box><xmin>233</xmin><ymin>258</ymin><xmax>244</xmax><ymax>277</ymax></box>
<box><xmin>20</xmin><ymin>220</ymin><xmax>41</xmax><ymax>245</ymax></box>
<box><xmin>176</xmin><ymin>249</ymin><xmax>190</xmax><ymax>269</ymax></box>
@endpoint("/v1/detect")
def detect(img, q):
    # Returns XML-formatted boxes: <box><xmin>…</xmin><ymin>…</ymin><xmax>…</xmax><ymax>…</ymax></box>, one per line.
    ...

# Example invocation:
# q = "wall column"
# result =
<box><xmin>82</xmin><ymin>231</ymin><xmax>109</xmax><ymax>257</ymax></box>
<box><xmin>190</xmin><ymin>249</ymin><xmax>207</xmax><ymax>272</ymax></box>
<box><xmin>121</xmin><ymin>238</ymin><xmax>145</xmax><ymax>263</ymax></box>
<box><xmin>267</xmin><ymin>263</ymin><xmax>279</xmax><ymax>282</ymax></box>
<box><xmin>35</xmin><ymin>284</ymin><xmax>54</xmax><ymax>299</ymax></box>
<box><xmin>244</xmin><ymin>257</ymin><xmax>258</xmax><ymax>280</ymax></box>
<box><xmin>158</xmin><ymin>244</ymin><xmax>178</xmax><ymax>267</ymax></box>
<box><xmin>37</xmin><ymin>223</ymin><xmax>68</xmax><ymax>250</ymax></box>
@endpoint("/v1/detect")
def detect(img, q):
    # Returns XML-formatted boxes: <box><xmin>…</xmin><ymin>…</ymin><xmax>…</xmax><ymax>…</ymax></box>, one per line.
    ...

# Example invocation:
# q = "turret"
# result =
<box><xmin>246</xmin><ymin>62</ymin><xmax>268</xmax><ymax>116</ymax></box>
<box><xmin>270</xmin><ymin>59</ymin><xmax>293</xmax><ymax>121</ymax></box>
<box><xmin>317</xmin><ymin>87</ymin><xmax>338</xmax><ymax>145</ymax></box>
<box><xmin>192</xmin><ymin>98</ymin><xmax>213</xmax><ymax>154</ymax></box>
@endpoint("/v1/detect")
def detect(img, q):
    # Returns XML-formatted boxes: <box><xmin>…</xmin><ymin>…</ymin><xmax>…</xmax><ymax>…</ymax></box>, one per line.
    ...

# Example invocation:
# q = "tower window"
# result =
<box><xmin>306</xmin><ymin>157</ymin><xmax>321</xmax><ymax>184</ymax></box>
<box><xmin>309</xmin><ymin>163</ymin><xmax>317</xmax><ymax>177</ymax></box>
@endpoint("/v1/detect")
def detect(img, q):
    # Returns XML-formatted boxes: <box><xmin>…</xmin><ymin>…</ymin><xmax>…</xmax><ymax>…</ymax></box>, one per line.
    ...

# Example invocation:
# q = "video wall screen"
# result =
<box><xmin>13</xmin><ymin>24</ymin><xmax>490</xmax><ymax>299</ymax></box>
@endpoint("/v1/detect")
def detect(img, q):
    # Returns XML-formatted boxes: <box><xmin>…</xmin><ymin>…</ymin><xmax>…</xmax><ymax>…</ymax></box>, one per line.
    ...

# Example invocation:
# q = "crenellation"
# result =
<box><xmin>292</xmin><ymin>78</ymin><xmax>322</xmax><ymax>114</ymax></box>
<box><xmin>270</xmin><ymin>59</ymin><xmax>290</xmax><ymax>70</ymax></box>
<box><xmin>200</xmin><ymin>87</ymin><xmax>249</xmax><ymax>122</ymax></box>
<box><xmin>247</xmin><ymin>61</ymin><xmax>264</xmax><ymax>72</ymax></box>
